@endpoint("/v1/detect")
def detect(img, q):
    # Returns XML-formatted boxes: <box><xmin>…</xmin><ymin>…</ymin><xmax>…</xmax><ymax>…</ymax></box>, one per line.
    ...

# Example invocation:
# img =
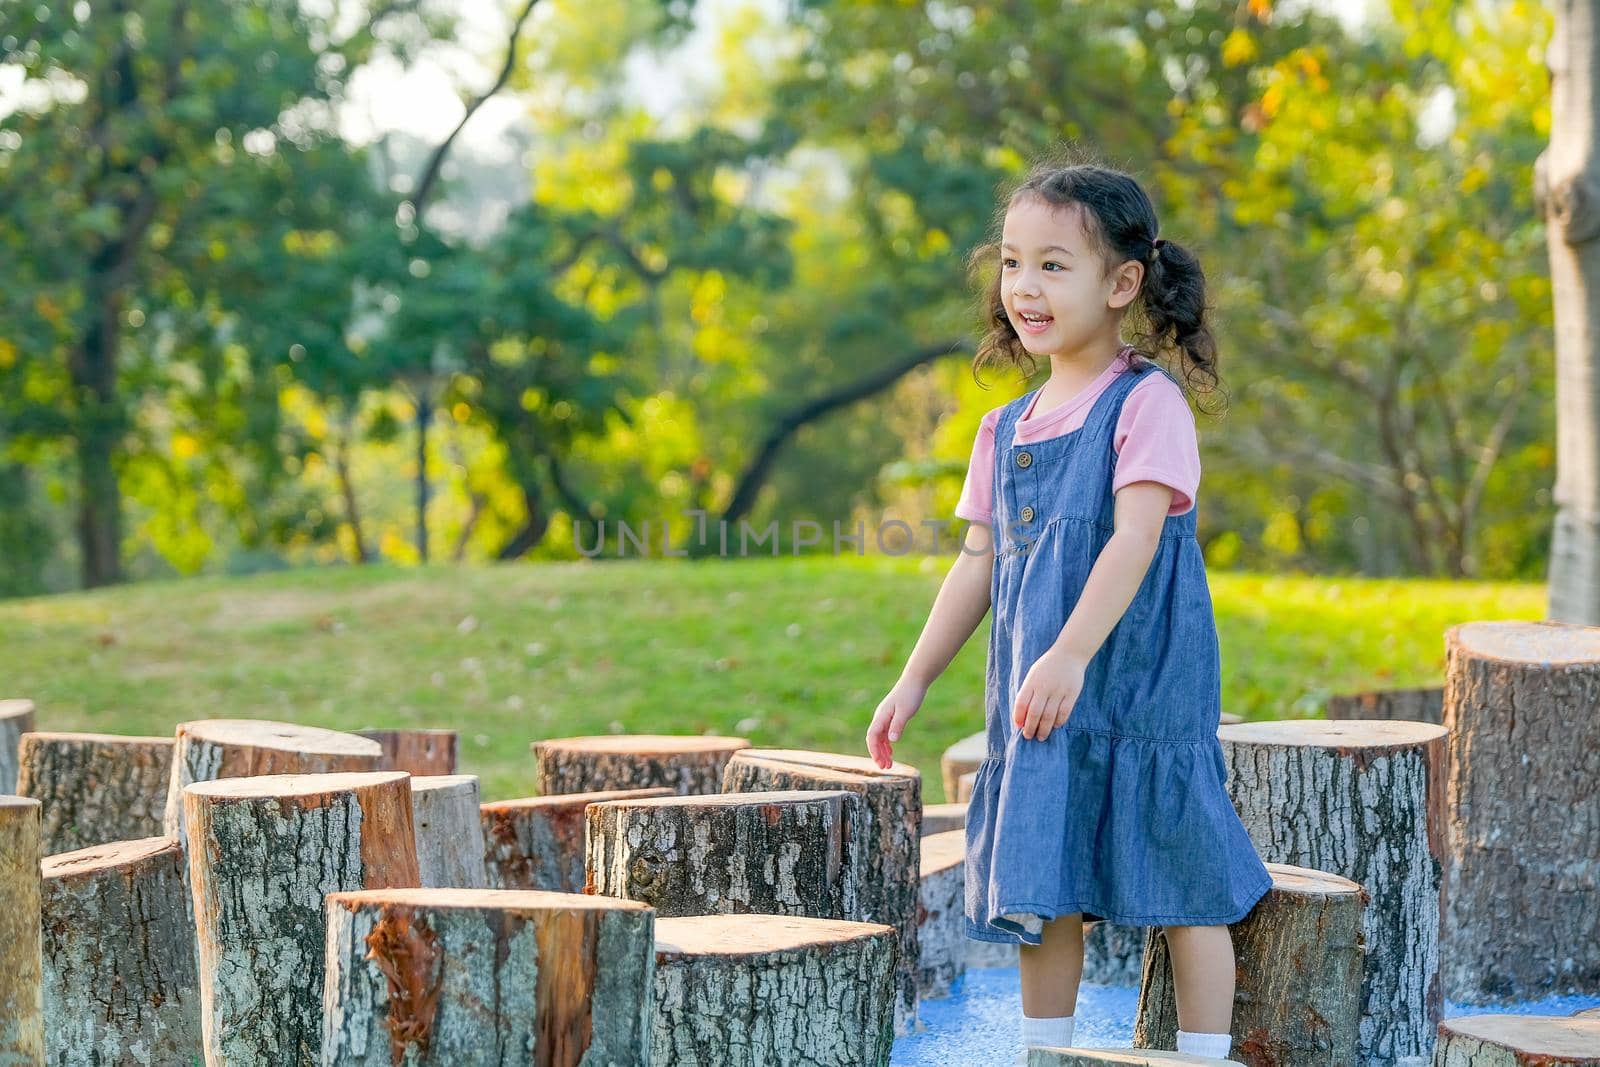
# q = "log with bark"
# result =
<box><xmin>411</xmin><ymin>774</ymin><xmax>489</xmax><ymax>889</ymax></box>
<box><xmin>322</xmin><ymin>887</ymin><xmax>654</xmax><ymax>1066</ymax></box>
<box><xmin>1323</xmin><ymin>686</ymin><xmax>1444</xmax><ymax>724</ymax></box>
<box><xmin>481</xmin><ymin>787</ymin><xmax>674</xmax><ymax>892</ymax></box>
<box><xmin>940</xmin><ymin>731</ymin><xmax>985</xmax><ymax>803</ymax></box>
<box><xmin>1433</xmin><ymin>1014</ymin><xmax>1600</xmax><ymax>1066</ymax></box>
<box><xmin>1082</xmin><ymin>922</ymin><xmax>1152</xmax><ymax>989</ymax></box>
<box><xmin>359</xmin><ymin>728</ymin><xmax>458</xmax><ymax>777</ymax></box>
<box><xmin>0</xmin><ymin>697</ymin><xmax>35</xmax><ymax>793</ymax></box>
<box><xmin>918</xmin><ymin>828</ymin><xmax>965</xmax><ymax>999</ymax></box>
<box><xmin>956</xmin><ymin>771</ymin><xmax>976</xmax><ymax>803</ymax></box>
<box><xmin>921</xmin><ymin>801</ymin><xmax>967</xmax><ymax>837</ymax></box>
<box><xmin>1028</xmin><ymin>1053</ymin><xmax>1238</xmax><ymax>1066</ymax></box>
<box><xmin>0</xmin><ymin>795</ymin><xmax>43</xmax><ymax>1065</ymax></box>
<box><xmin>533</xmin><ymin>734</ymin><xmax>749</xmax><ymax>796</ymax></box>
<box><xmin>17</xmin><ymin>731</ymin><xmax>172</xmax><ymax>854</ymax></box>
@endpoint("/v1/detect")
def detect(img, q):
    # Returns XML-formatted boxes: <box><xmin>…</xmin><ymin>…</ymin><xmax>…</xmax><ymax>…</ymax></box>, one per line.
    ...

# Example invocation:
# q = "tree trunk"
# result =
<box><xmin>416</xmin><ymin>391</ymin><xmax>431</xmax><ymax>564</ymax></box>
<box><xmin>360</xmin><ymin>728</ymin><xmax>458</xmax><ymax>777</ymax></box>
<box><xmin>1441</xmin><ymin>621</ymin><xmax>1600</xmax><ymax>1001</ymax></box>
<box><xmin>0</xmin><ymin>698</ymin><xmax>35</xmax><ymax>794</ymax></box>
<box><xmin>411</xmin><ymin>775</ymin><xmax>488</xmax><ymax>889</ymax></box>
<box><xmin>40</xmin><ymin>837</ymin><xmax>200</xmax><ymax>1065</ymax></box>
<box><xmin>0</xmin><ymin>797</ymin><xmax>43</xmax><ymax>1065</ymax></box>
<box><xmin>481</xmin><ymin>788</ymin><xmax>675</xmax><ymax>892</ymax></box>
<box><xmin>585</xmin><ymin>790</ymin><xmax>859</xmax><ymax>918</ymax></box>
<box><xmin>1323</xmin><ymin>687</ymin><xmax>1444</xmax><ymax>724</ymax></box>
<box><xmin>1434</xmin><ymin>1014</ymin><xmax>1600</xmax><ymax>1066</ymax></box>
<box><xmin>17</xmin><ymin>732</ymin><xmax>172</xmax><ymax>855</ymax></box>
<box><xmin>921</xmin><ymin>801</ymin><xmax>966</xmax><ymax>837</ymax></box>
<box><xmin>651</xmin><ymin>913</ymin><xmax>897</xmax><ymax>1066</ymax></box>
<box><xmin>70</xmin><ymin>323</ymin><xmax>124</xmax><ymax>589</ymax></box>
<box><xmin>918</xmin><ymin>828</ymin><xmax>965</xmax><ymax>1000</ymax></box>
<box><xmin>533</xmin><ymin>734</ymin><xmax>749</xmax><ymax>796</ymax></box>
<box><xmin>1221</xmin><ymin>719</ymin><xmax>1446</xmax><ymax>1064</ymax></box>
<box><xmin>183</xmin><ymin>771</ymin><xmax>420</xmax><ymax>1067</ymax></box>
<box><xmin>323</xmin><ymin>887</ymin><xmax>654</xmax><ymax>1067</ymax></box>
<box><xmin>1134</xmin><ymin>863</ymin><xmax>1367</xmax><ymax>1066</ymax></box>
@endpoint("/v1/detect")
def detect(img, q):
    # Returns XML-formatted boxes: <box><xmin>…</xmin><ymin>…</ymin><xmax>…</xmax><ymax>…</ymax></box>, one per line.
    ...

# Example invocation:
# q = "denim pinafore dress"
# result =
<box><xmin>963</xmin><ymin>353</ymin><xmax>1273</xmax><ymax>945</ymax></box>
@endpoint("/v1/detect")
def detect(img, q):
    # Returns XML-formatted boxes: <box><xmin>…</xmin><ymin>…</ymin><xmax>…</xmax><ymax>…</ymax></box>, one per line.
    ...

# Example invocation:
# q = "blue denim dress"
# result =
<box><xmin>963</xmin><ymin>354</ymin><xmax>1273</xmax><ymax>946</ymax></box>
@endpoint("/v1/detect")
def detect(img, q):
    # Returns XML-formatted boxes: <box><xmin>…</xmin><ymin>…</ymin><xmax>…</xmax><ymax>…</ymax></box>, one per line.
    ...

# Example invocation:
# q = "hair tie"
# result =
<box><xmin>1148</xmin><ymin>237</ymin><xmax>1166</xmax><ymax>263</ymax></box>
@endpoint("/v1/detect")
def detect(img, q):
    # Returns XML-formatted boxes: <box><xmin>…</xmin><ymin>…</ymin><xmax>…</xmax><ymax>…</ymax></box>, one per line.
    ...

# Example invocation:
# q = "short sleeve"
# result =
<box><xmin>954</xmin><ymin>409</ymin><xmax>1000</xmax><ymax>524</ymax></box>
<box><xmin>1111</xmin><ymin>374</ymin><xmax>1200</xmax><ymax>516</ymax></box>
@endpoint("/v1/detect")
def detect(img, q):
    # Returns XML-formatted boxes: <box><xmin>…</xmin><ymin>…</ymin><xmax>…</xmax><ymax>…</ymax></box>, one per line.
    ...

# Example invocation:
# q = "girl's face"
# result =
<box><xmin>1000</xmin><ymin>196</ymin><xmax>1140</xmax><ymax>358</ymax></box>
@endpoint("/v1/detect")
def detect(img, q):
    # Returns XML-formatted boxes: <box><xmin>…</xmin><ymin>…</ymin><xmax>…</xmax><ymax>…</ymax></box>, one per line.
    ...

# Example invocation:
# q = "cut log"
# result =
<box><xmin>1</xmin><ymin>697</ymin><xmax>36</xmax><ymax>793</ymax></box>
<box><xmin>586</xmin><ymin>789</ymin><xmax>859</xmax><ymax>918</ymax></box>
<box><xmin>967</xmin><ymin>937</ymin><xmax>1018</xmax><ymax>969</ymax></box>
<box><xmin>1135</xmin><ymin>863</ymin><xmax>1366</xmax><ymax>1066</ymax></box>
<box><xmin>1220</xmin><ymin>711</ymin><xmax>1243</xmax><ymax>725</ymax></box>
<box><xmin>1221</xmin><ymin>718</ymin><xmax>1445</xmax><ymax>1064</ymax></box>
<box><xmin>721</xmin><ymin>747</ymin><xmax>922</xmax><ymax>1037</ymax></box>
<box><xmin>411</xmin><ymin>775</ymin><xmax>489</xmax><ymax>889</ymax></box>
<box><xmin>918</xmin><ymin>828</ymin><xmax>965</xmax><ymax>999</ymax></box>
<box><xmin>1324</xmin><ymin>686</ymin><xmax>1444</xmax><ymax>724</ymax></box>
<box><xmin>1574</xmin><ymin>1006</ymin><xmax>1600</xmax><ymax>1019</ymax></box>
<box><xmin>184</xmin><ymin>771</ymin><xmax>420</xmax><ymax>1067</ymax></box>
<box><xmin>532</xmin><ymin>733</ymin><xmax>749</xmax><ymax>796</ymax></box>
<box><xmin>1434</xmin><ymin>1014</ymin><xmax>1600</xmax><ymax>1066</ymax></box>
<box><xmin>17</xmin><ymin>731</ymin><xmax>173</xmax><ymax>855</ymax></box>
<box><xmin>1083</xmin><ymin>921</ymin><xmax>1150</xmax><ymax>988</ymax></box>
<box><xmin>1029</xmin><ymin>1053</ymin><xmax>1238</xmax><ymax>1066</ymax></box>
<box><xmin>162</xmin><ymin>717</ymin><xmax>383</xmax><ymax>837</ymax></box>
<box><xmin>481</xmin><ymin>787</ymin><xmax>674</xmax><ymax>892</ymax></box>
<box><xmin>956</xmin><ymin>771</ymin><xmax>976</xmax><ymax>802</ymax></box>
<box><xmin>1442</xmin><ymin>620</ymin><xmax>1600</xmax><ymax>1002</ymax></box>
<box><xmin>940</xmin><ymin>730</ymin><xmax>986</xmax><ymax>803</ymax></box>
<box><xmin>0</xmin><ymin>796</ymin><xmax>43</xmax><ymax>1064</ymax></box>
<box><xmin>922</xmin><ymin>801</ymin><xmax>967</xmax><ymax>837</ymax></box>
<box><xmin>322</xmin><ymin>887</ymin><xmax>654</xmax><ymax>1066</ymax></box>
<box><xmin>359</xmin><ymin>728</ymin><xmax>458</xmax><ymax>776</ymax></box>
<box><xmin>652</xmin><ymin>913</ymin><xmax>897</xmax><ymax>1066</ymax></box>
<box><xmin>40</xmin><ymin>837</ymin><xmax>200</xmax><ymax>1064</ymax></box>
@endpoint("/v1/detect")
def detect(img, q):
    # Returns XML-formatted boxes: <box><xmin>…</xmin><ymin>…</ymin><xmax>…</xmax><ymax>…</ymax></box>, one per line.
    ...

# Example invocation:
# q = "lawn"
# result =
<box><xmin>0</xmin><ymin>556</ymin><xmax>1546</xmax><ymax>802</ymax></box>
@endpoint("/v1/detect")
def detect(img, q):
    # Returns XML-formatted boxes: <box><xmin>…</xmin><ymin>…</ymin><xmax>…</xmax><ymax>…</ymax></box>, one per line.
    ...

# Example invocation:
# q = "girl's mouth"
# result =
<box><xmin>1016</xmin><ymin>312</ymin><xmax>1053</xmax><ymax>335</ymax></box>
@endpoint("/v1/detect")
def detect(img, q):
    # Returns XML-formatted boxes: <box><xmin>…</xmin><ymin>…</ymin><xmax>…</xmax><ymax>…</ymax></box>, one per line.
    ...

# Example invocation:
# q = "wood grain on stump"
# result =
<box><xmin>411</xmin><ymin>775</ymin><xmax>489</xmax><ymax>889</ymax></box>
<box><xmin>1434</xmin><ymin>1014</ymin><xmax>1600</xmax><ymax>1066</ymax></box>
<box><xmin>1028</xmin><ymin>1053</ymin><xmax>1239</xmax><ymax>1066</ymax></box>
<box><xmin>17</xmin><ymin>731</ymin><xmax>173</xmax><ymax>855</ymax></box>
<box><xmin>1</xmin><ymin>697</ymin><xmax>36</xmax><ymax>793</ymax></box>
<box><xmin>921</xmin><ymin>801</ymin><xmax>966</xmax><ymax>837</ymax></box>
<box><xmin>918</xmin><ymin>828</ymin><xmax>965</xmax><ymax>999</ymax></box>
<box><xmin>322</xmin><ymin>888</ymin><xmax>654</xmax><ymax>1067</ymax></box>
<box><xmin>1221</xmin><ymin>718</ymin><xmax>1445</xmax><ymax>1064</ymax></box>
<box><xmin>481</xmin><ymin>787</ymin><xmax>674</xmax><ymax>892</ymax></box>
<box><xmin>1083</xmin><ymin>921</ymin><xmax>1152</xmax><ymax>989</ymax></box>
<box><xmin>162</xmin><ymin>718</ymin><xmax>384</xmax><ymax>837</ymax></box>
<box><xmin>0</xmin><ymin>796</ymin><xmax>43</xmax><ymax>1065</ymax></box>
<box><xmin>533</xmin><ymin>733</ymin><xmax>749</xmax><ymax>796</ymax></box>
<box><xmin>940</xmin><ymin>730</ymin><xmax>985</xmax><ymax>803</ymax></box>
<box><xmin>1324</xmin><ymin>686</ymin><xmax>1444</xmax><ymax>725</ymax></box>
<box><xmin>1135</xmin><ymin>863</ymin><xmax>1367</xmax><ymax>1066</ymax></box>
<box><xmin>721</xmin><ymin>747</ymin><xmax>923</xmax><ymax>1037</ymax></box>
<box><xmin>1442</xmin><ymin>620</ymin><xmax>1600</xmax><ymax>1002</ymax></box>
<box><xmin>586</xmin><ymin>789</ymin><xmax>859</xmax><ymax>918</ymax></box>
<box><xmin>359</xmin><ymin>728</ymin><xmax>458</xmax><ymax>777</ymax></box>
<box><xmin>184</xmin><ymin>771</ymin><xmax>420</xmax><ymax>1067</ymax></box>
<box><xmin>652</xmin><ymin>913</ymin><xmax>897</xmax><ymax>1066</ymax></box>
<box><xmin>40</xmin><ymin>837</ymin><xmax>200</xmax><ymax>1065</ymax></box>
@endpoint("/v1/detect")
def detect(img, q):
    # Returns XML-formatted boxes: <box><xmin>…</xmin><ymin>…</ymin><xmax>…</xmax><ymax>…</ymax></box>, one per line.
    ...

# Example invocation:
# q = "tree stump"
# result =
<box><xmin>1324</xmin><ymin>686</ymin><xmax>1444</xmax><ymax>724</ymax></box>
<box><xmin>359</xmin><ymin>728</ymin><xmax>458</xmax><ymax>777</ymax></box>
<box><xmin>1442</xmin><ymin>620</ymin><xmax>1600</xmax><ymax>1002</ymax></box>
<box><xmin>532</xmin><ymin>734</ymin><xmax>749</xmax><ymax>796</ymax></box>
<box><xmin>940</xmin><ymin>730</ymin><xmax>986</xmax><ymax>803</ymax></box>
<box><xmin>40</xmin><ymin>837</ymin><xmax>200</xmax><ymax>1065</ymax></box>
<box><xmin>586</xmin><ymin>790</ymin><xmax>859</xmax><ymax>918</ymax></box>
<box><xmin>956</xmin><ymin>771</ymin><xmax>976</xmax><ymax>802</ymax></box>
<box><xmin>1082</xmin><ymin>922</ymin><xmax>1151</xmax><ymax>988</ymax></box>
<box><xmin>0</xmin><ymin>796</ymin><xmax>43</xmax><ymax>1065</ymax></box>
<box><xmin>1220</xmin><ymin>711</ymin><xmax>1243</xmax><ymax>726</ymax></box>
<box><xmin>163</xmin><ymin>718</ymin><xmax>384</xmax><ymax>837</ymax></box>
<box><xmin>322</xmin><ymin>888</ymin><xmax>654</xmax><ymax>1067</ymax></box>
<box><xmin>411</xmin><ymin>775</ymin><xmax>489</xmax><ymax>889</ymax></box>
<box><xmin>1434</xmin><ymin>1015</ymin><xmax>1600</xmax><ymax>1066</ymax></box>
<box><xmin>966</xmin><ymin>937</ymin><xmax>1019</xmax><ymax>969</ymax></box>
<box><xmin>721</xmin><ymin>748</ymin><xmax>923</xmax><ymax>1035</ymax></box>
<box><xmin>0</xmin><ymin>697</ymin><xmax>35</xmax><ymax>793</ymax></box>
<box><xmin>1135</xmin><ymin>863</ymin><xmax>1366</xmax><ymax>1066</ymax></box>
<box><xmin>652</xmin><ymin>913</ymin><xmax>897</xmax><ymax>1066</ymax></box>
<box><xmin>481</xmin><ymin>787</ymin><xmax>674</xmax><ymax>892</ymax></box>
<box><xmin>1029</xmin><ymin>1053</ymin><xmax>1237</xmax><ymax>1066</ymax></box>
<box><xmin>184</xmin><ymin>771</ymin><xmax>420</xmax><ymax>1067</ymax></box>
<box><xmin>17</xmin><ymin>732</ymin><xmax>173</xmax><ymax>855</ymax></box>
<box><xmin>1221</xmin><ymin>718</ymin><xmax>1444</xmax><ymax>1064</ymax></box>
<box><xmin>1574</xmin><ymin>1006</ymin><xmax>1600</xmax><ymax>1020</ymax></box>
<box><xmin>918</xmin><ymin>828</ymin><xmax>965</xmax><ymax>999</ymax></box>
<box><xmin>922</xmin><ymin>801</ymin><xmax>966</xmax><ymax>837</ymax></box>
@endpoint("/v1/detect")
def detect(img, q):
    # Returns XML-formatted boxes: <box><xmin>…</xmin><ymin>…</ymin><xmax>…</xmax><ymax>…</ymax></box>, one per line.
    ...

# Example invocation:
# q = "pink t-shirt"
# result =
<box><xmin>955</xmin><ymin>353</ymin><xmax>1200</xmax><ymax>523</ymax></box>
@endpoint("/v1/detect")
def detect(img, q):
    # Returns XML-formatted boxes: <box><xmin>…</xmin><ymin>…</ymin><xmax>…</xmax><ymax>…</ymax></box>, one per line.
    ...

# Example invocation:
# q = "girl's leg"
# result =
<box><xmin>1018</xmin><ymin>914</ymin><xmax>1090</xmax><ymax>1016</ymax></box>
<box><xmin>1160</xmin><ymin>923</ymin><xmax>1235</xmax><ymax>1032</ymax></box>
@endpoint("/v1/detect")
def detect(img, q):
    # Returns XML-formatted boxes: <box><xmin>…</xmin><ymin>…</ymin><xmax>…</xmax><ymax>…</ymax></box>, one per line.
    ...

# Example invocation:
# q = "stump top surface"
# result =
<box><xmin>924</xmin><ymin>801</ymin><xmax>968</xmax><ymax>818</ymax></box>
<box><xmin>942</xmin><ymin>730</ymin><xmax>987</xmax><ymax>763</ymax></box>
<box><xmin>1450</xmin><ymin>619</ymin><xmax>1600</xmax><ymax>664</ymax></box>
<box><xmin>735</xmin><ymin>747</ymin><xmax>920</xmax><ymax>781</ymax></box>
<box><xmin>655</xmin><ymin>913</ymin><xmax>896</xmax><ymax>957</ymax></box>
<box><xmin>0</xmin><ymin>697</ymin><xmax>35</xmax><ymax>720</ymax></box>
<box><xmin>533</xmin><ymin>734</ymin><xmax>749</xmax><ymax>755</ymax></box>
<box><xmin>1029</xmin><ymin>1051</ymin><xmax>1237</xmax><ymax>1065</ymax></box>
<box><xmin>328</xmin><ymin>887</ymin><xmax>653</xmax><ymax>914</ymax></box>
<box><xmin>178</xmin><ymin>718</ymin><xmax>383</xmax><ymax>757</ymax></box>
<box><xmin>1220</xmin><ymin>718</ymin><xmax>1446</xmax><ymax>750</ymax></box>
<box><xmin>920</xmin><ymin>828</ymin><xmax>965</xmax><ymax>875</ymax></box>
<box><xmin>185</xmin><ymin>769</ymin><xmax>410</xmax><ymax>800</ymax></box>
<box><xmin>409</xmin><ymin>774</ymin><xmax>479</xmax><ymax>795</ymax></box>
<box><xmin>1440</xmin><ymin>1014</ymin><xmax>1600</xmax><ymax>1056</ymax></box>
<box><xmin>20</xmin><ymin>730</ymin><xmax>173</xmax><ymax>746</ymax></box>
<box><xmin>0</xmin><ymin>795</ymin><xmax>41</xmax><ymax>813</ymax></box>
<box><xmin>43</xmin><ymin>836</ymin><xmax>178</xmax><ymax>879</ymax></box>
<box><xmin>587</xmin><ymin>788</ymin><xmax>853</xmax><ymax>811</ymax></box>
<box><xmin>484</xmin><ymin>786</ymin><xmax>677</xmax><ymax>811</ymax></box>
<box><xmin>1265</xmin><ymin>862</ymin><xmax>1365</xmax><ymax>897</ymax></box>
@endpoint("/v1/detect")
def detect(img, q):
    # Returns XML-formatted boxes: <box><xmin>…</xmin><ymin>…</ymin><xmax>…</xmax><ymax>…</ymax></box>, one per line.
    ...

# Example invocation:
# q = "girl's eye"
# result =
<box><xmin>1000</xmin><ymin>258</ymin><xmax>1065</xmax><ymax>270</ymax></box>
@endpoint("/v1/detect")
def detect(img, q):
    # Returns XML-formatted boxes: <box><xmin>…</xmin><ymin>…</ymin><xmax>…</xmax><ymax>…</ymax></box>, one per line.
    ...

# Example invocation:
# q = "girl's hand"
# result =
<box><xmin>866</xmin><ymin>677</ymin><xmax>926</xmax><ymax>769</ymax></box>
<box><xmin>1013</xmin><ymin>647</ymin><xmax>1088</xmax><ymax>742</ymax></box>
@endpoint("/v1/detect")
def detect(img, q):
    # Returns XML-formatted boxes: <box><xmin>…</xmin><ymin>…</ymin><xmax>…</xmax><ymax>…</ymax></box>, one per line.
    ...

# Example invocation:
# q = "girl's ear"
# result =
<box><xmin>1108</xmin><ymin>259</ymin><xmax>1144</xmax><ymax>310</ymax></box>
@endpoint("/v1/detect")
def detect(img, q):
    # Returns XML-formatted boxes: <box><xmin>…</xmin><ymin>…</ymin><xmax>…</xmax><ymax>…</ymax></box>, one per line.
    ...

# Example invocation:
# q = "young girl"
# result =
<box><xmin>865</xmin><ymin>156</ymin><xmax>1271</xmax><ymax>1062</ymax></box>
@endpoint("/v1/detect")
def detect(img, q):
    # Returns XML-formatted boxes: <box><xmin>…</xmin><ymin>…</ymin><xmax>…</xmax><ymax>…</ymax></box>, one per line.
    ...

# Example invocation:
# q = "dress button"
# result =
<box><xmin>1020</xmin><ymin>505</ymin><xmax>1035</xmax><ymax>522</ymax></box>
<box><xmin>1016</xmin><ymin>451</ymin><xmax>1032</xmax><ymax>468</ymax></box>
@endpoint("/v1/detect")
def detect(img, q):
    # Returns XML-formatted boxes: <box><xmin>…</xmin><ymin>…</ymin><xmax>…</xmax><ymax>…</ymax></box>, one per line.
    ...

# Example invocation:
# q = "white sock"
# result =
<box><xmin>1176</xmin><ymin>1029</ymin><xmax>1232</xmax><ymax>1058</ymax></box>
<box><xmin>1021</xmin><ymin>1012</ymin><xmax>1074</xmax><ymax>1048</ymax></box>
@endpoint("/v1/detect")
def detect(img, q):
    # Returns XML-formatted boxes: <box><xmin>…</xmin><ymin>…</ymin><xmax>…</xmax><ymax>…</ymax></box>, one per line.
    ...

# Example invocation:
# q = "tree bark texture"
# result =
<box><xmin>17</xmin><ymin>732</ymin><xmax>172</xmax><ymax>855</ymax></box>
<box><xmin>322</xmin><ymin>888</ymin><xmax>654</xmax><ymax>1067</ymax></box>
<box><xmin>1</xmin><ymin>698</ymin><xmax>36</xmax><ymax>794</ymax></box>
<box><xmin>360</xmin><ymin>730</ymin><xmax>458</xmax><ymax>778</ymax></box>
<box><xmin>921</xmin><ymin>802</ymin><xmax>966</xmax><ymax>837</ymax></box>
<box><xmin>411</xmin><ymin>775</ymin><xmax>488</xmax><ymax>890</ymax></box>
<box><xmin>1082</xmin><ymin>923</ymin><xmax>1151</xmax><ymax>989</ymax></box>
<box><xmin>651</xmin><ymin>913</ymin><xmax>897</xmax><ymax>1066</ymax></box>
<box><xmin>917</xmin><ymin>828</ymin><xmax>964</xmax><ymax>999</ymax></box>
<box><xmin>0</xmin><ymin>796</ymin><xmax>43</xmax><ymax>1067</ymax></box>
<box><xmin>39</xmin><ymin>837</ymin><xmax>200</xmax><ymax>1066</ymax></box>
<box><xmin>1434</xmin><ymin>1014</ymin><xmax>1600</xmax><ymax>1066</ymax></box>
<box><xmin>1441</xmin><ymin>621</ymin><xmax>1600</xmax><ymax>1002</ymax></box>
<box><xmin>1323</xmin><ymin>687</ymin><xmax>1444</xmax><ymax>725</ymax></box>
<box><xmin>1027</xmin><ymin>1052</ymin><xmax>1236</xmax><ymax>1066</ymax></box>
<box><xmin>183</xmin><ymin>771</ymin><xmax>420</xmax><ymax>1067</ymax></box>
<box><xmin>1221</xmin><ymin>719</ymin><xmax>1445</xmax><ymax>1064</ymax></box>
<box><xmin>1134</xmin><ymin>863</ymin><xmax>1367</xmax><ymax>1067</ymax></box>
<box><xmin>532</xmin><ymin>735</ymin><xmax>749</xmax><ymax>797</ymax></box>
<box><xmin>481</xmin><ymin>788</ymin><xmax>674</xmax><ymax>892</ymax></box>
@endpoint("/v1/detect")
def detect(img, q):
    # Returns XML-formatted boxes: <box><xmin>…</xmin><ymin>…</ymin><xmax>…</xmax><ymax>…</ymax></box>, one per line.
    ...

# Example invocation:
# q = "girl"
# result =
<box><xmin>865</xmin><ymin>155</ymin><xmax>1271</xmax><ymax>1062</ymax></box>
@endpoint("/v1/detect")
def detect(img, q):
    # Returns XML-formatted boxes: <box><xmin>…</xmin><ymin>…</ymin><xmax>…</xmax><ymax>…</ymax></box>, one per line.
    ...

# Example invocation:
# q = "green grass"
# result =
<box><xmin>0</xmin><ymin>557</ymin><xmax>1545</xmax><ymax>802</ymax></box>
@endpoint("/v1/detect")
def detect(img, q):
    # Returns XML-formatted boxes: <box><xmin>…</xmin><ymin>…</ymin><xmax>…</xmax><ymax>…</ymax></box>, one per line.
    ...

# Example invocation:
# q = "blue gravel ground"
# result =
<box><xmin>893</xmin><ymin>964</ymin><xmax>1600</xmax><ymax>1066</ymax></box>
